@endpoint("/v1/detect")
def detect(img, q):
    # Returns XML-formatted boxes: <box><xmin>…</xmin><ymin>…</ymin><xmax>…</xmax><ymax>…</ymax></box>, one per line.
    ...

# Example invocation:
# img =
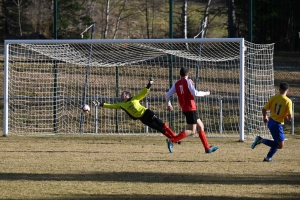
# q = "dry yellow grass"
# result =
<box><xmin>0</xmin><ymin>135</ymin><xmax>299</xmax><ymax>200</ymax></box>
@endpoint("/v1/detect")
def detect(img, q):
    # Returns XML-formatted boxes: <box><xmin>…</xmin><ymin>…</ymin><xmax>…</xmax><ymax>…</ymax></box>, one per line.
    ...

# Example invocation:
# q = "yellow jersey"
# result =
<box><xmin>264</xmin><ymin>94</ymin><xmax>292</xmax><ymax>124</ymax></box>
<box><xmin>103</xmin><ymin>88</ymin><xmax>149</xmax><ymax>119</ymax></box>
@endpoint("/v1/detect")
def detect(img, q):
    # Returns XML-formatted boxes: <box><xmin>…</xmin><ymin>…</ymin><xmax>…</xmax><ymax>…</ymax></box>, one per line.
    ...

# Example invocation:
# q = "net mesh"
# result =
<box><xmin>5</xmin><ymin>39</ymin><xmax>274</xmax><ymax>139</ymax></box>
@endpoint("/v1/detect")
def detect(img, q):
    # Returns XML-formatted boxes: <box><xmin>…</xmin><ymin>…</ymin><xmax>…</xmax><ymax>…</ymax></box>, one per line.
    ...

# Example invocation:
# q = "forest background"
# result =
<box><xmin>0</xmin><ymin>0</ymin><xmax>299</xmax><ymax>52</ymax></box>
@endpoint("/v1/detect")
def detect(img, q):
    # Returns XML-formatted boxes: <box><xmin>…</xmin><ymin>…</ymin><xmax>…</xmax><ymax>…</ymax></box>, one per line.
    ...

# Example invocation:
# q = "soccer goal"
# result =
<box><xmin>3</xmin><ymin>38</ymin><xmax>275</xmax><ymax>140</ymax></box>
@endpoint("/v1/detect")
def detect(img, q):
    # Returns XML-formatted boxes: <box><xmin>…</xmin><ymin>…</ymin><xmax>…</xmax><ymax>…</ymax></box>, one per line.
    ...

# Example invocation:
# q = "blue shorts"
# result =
<box><xmin>268</xmin><ymin>118</ymin><xmax>285</xmax><ymax>142</ymax></box>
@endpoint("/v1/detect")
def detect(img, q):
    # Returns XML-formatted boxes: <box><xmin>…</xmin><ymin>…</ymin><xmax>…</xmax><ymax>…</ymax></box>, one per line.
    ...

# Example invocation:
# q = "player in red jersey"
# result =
<box><xmin>165</xmin><ymin>67</ymin><xmax>218</xmax><ymax>153</ymax></box>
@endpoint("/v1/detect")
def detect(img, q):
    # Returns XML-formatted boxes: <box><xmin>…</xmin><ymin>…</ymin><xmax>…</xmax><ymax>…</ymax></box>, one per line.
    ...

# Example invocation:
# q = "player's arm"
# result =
<box><xmin>262</xmin><ymin>108</ymin><xmax>268</xmax><ymax>124</ymax></box>
<box><xmin>103</xmin><ymin>103</ymin><xmax>121</xmax><ymax>109</ymax></box>
<box><xmin>187</xmin><ymin>79</ymin><xmax>210</xmax><ymax>97</ymax></box>
<box><xmin>133</xmin><ymin>78</ymin><xmax>153</xmax><ymax>101</ymax></box>
<box><xmin>286</xmin><ymin>114</ymin><xmax>292</xmax><ymax>121</ymax></box>
<box><xmin>286</xmin><ymin>100</ymin><xmax>293</xmax><ymax>121</ymax></box>
<box><xmin>92</xmin><ymin>100</ymin><xmax>121</xmax><ymax>109</ymax></box>
<box><xmin>166</xmin><ymin>84</ymin><xmax>176</xmax><ymax>111</ymax></box>
<box><xmin>262</xmin><ymin>100</ymin><xmax>271</xmax><ymax>124</ymax></box>
<box><xmin>133</xmin><ymin>88</ymin><xmax>149</xmax><ymax>101</ymax></box>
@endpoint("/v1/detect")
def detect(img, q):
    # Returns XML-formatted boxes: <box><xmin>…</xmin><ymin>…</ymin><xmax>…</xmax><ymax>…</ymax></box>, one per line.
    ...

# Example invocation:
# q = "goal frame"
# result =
<box><xmin>4</xmin><ymin>38</ymin><xmax>246</xmax><ymax>140</ymax></box>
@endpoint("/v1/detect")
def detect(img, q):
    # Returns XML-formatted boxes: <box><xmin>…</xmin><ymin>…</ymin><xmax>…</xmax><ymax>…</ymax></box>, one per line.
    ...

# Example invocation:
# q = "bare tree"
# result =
<box><xmin>112</xmin><ymin>0</ymin><xmax>127</xmax><ymax>39</ymax></box>
<box><xmin>12</xmin><ymin>0</ymin><xmax>23</xmax><ymax>36</ymax></box>
<box><xmin>182</xmin><ymin>0</ymin><xmax>187</xmax><ymax>39</ymax></box>
<box><xmin>104</xmin><ymin>0</ymin><xmax>110</xmax><ymax>39</ymax></box>
<box><xmin>227</xmin><ymin>0</ymin><xmax>237</xmax><ymax>37</ymax></box>
<box><xmin>145</xmin><ymin>0</ymin><xmax>150</xmax><ymax>38</ymax></box>
<box><xmin>135</xmin><ymin>0</ymin><xmax>164</xmax><ymax>38</ymax></box>
<box><xmin>84</xmin><ymin>0</ymin><xmax>96</xmax><ymax>31</ymax></box>
<box><xmin>182</xmin><ymin>0</ymin><xmax>189</xmax><ymax>50</ymax></box>
<box><xmin>202</xmin><ymin>0</ymin><xmax>211</xmax><ymax>38</ymax></box>
<box><xmin>29</xmin><ymin>0</ymin><xmax>52</xmax><ymax>36</ymax></box>
<box><xmin>133</xmin><ymin>0</ymin><xmax>152</xmax><ymax>39</ymax></box>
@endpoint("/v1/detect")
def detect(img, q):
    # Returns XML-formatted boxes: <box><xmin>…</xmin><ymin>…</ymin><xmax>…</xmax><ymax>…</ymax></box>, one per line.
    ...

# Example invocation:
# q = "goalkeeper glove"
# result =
<box><xmin>146</xmin><ymin>77</ymin><xmax>154</xmax><ymax>89</ymax></box>
<box><xmin>92</xmin><ymin>100</ymin><xmax>104</xmax><ymax>107</ymax></box>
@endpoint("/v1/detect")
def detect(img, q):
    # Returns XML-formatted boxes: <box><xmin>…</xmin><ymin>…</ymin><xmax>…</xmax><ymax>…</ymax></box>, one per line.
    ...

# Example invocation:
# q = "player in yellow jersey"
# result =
<box><xmin>92</xmin><ymin>78</ymin><xmax>180</xmax><ymax>150</ymax></box>
<box><xmin>251</xmin><ymin>82</ymin><xmax>293</xmax><ymax>162</ymax></box>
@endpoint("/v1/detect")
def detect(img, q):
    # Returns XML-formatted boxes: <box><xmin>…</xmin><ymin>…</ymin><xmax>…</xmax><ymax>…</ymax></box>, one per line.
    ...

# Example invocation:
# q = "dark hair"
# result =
<box><xmin>180</xmin><ymin>67</ymin><xmax>189</xmax><ymax>76</ymax></box>
<box><xmin>279</xmin><ymin>82</ymin><xmax>289</xmax><ymax>92</ymax></box>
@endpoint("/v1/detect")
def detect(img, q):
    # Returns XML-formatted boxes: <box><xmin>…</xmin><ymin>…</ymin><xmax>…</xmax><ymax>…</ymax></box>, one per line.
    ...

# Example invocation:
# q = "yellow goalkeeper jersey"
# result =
<box><xmin>103</xmin><ymin>88</ymin><xmax>149</xmax><ymax>119</ymax></box>
<box><xmin>264</xmin><ymin>94</ymin><xmax>292</xmax><ymax>124</ymax></box>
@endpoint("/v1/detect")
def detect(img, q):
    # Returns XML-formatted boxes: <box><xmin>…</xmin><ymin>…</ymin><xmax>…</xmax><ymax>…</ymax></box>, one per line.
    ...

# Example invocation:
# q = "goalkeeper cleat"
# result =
<box><xmin>251</xmin><ymin>136</ymin><xmax>262</xmax><ymax>149</ymax></box>
<box><xmin>166</xmin><ymin>138</ymin><xmax>173</xmax><ymax>153</ymax></box>
<box><xmin>205</xmin><ymin>146</ymin><xmax>218</xmax><ymax>154</ymax></box>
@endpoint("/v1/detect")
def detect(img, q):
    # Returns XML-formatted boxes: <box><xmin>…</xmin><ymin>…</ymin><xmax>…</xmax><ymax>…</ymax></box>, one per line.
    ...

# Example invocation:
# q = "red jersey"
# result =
<box><xmin>175</xmin><ymin>78</ymin><xmax>196</xmax><ymax>111</ymax></box>
<box><xmin>166</xmin><ymin>77</ymin><xmax>210</xmax><ymax>112</ymax></box>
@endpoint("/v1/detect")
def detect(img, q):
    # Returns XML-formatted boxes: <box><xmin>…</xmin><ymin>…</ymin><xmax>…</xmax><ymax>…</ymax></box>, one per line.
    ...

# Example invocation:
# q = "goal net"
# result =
<box><xmin>4</xmin><ymin>39</ymin><xmax>275</xmax><ymax>140</ymax></box>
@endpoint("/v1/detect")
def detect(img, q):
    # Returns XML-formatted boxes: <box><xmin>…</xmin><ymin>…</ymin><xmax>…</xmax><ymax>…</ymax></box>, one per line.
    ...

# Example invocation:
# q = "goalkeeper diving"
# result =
<box><xmin>93</xmin><ymin>77</ymin><xmax>180</xmax><ymax>151</ymax></box>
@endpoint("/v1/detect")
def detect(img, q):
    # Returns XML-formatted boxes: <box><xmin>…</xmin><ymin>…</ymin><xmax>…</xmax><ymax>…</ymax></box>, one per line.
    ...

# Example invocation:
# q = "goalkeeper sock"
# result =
<box><xmin>162</xmin><ymin>131</ymin><xmax>173</xmax><ymax>139</ymax></box>
<box><xmin>171</xmin><ymin>131</ymin><xmax>186</xmax><ymax>143</ymax></box>
<box><xmin>198</xmin><ymin>130</ymin><xmax>210</xmax><ymax>150</ymax></box>
<box><xmin>163</xmin><ymin>124</ymin><xmax>176</xmax><ymax>138</ymax></box>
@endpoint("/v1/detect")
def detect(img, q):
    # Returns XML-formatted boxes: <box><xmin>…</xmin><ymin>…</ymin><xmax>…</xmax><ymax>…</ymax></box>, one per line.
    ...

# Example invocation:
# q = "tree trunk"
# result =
<box><xmin>202</xmin><ymin>0</ymin><xmax>211</xmax><ymax>38</ymax></box>
<box><xmin>113</xmin><ymin>0</ymin><xmax>127</xmax><ymax>39</ymax></box>
<box><xmin>104</xmin><ymin>0</ymin><xmax>110</xmax><ymax>39</ymax></box>
<box><xmin>13</xmin><ymin>0</ymin><xmax>23</xmax><ymax>36</ymax></box>
<box><xmin>182</xmin><ymin>0</ymin><xmax>187</xmax><ymax>39</ymax></box>
<box><xmin>228</xmin><ymin>0</ymin><xmax>237</xmax><ymax>38</ymax></box>
<box><xmin>145</xmin><ymin>0</ymin><xmax>150</xmax><ymax>39</ymax></box>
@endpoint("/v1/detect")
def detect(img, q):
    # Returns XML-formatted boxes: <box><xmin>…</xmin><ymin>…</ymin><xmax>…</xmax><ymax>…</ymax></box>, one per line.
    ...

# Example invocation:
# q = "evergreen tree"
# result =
<box><xmin>56</xmin><ymin>0</ymin><xmax>93</xmax><ymax>39</ymax></box>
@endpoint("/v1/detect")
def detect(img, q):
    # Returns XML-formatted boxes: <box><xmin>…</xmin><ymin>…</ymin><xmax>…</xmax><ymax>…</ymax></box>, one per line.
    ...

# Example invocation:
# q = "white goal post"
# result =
<box><xmin>3</xmin><ymin>38</ymin><xmax>275</xmax><ymax>140</ymax></box>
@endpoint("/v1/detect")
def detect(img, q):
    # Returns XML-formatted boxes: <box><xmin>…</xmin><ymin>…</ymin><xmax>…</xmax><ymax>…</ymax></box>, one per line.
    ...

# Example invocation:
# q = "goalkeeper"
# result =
<box><xmin>93</xmin><ymin>78</ymin><xmax>179</xmax><ymax>148</ymax></box>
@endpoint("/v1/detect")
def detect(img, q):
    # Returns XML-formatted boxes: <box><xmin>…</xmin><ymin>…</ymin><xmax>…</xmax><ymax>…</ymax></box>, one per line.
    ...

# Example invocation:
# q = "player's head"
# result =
<box><xmin>121</xmin><ymin>91</ymin><xmax>131</xmax><ymax>101</ymax></box>
<box><xmin>279</xmin><ymin>82</ymin><xmax>289</xmax><ymax>94</ymax></box>
<box><xmin>180</xmin><ymin>67</ymin><xmax>189</xmax><ymax>77</ymax></box>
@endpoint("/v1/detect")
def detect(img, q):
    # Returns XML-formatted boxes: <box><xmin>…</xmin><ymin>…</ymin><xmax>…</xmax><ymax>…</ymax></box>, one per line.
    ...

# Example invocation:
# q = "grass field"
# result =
<box><xmin>1</xmin><ymin>135</ymin><xmax>300</xmax><ymax>200</ymax></box>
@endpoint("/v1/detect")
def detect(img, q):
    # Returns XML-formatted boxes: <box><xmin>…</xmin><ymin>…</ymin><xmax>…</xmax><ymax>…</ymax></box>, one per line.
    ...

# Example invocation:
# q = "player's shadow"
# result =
<box><xmin>130</xmin><ymin>159</ymin><xmax>249</xmax><ymax>163</ymax></box>
<box><xmin>30</xmin><ymin>193</ymin><xmax>300</xmax><ymax>200</ymax></box>
<box><xmin>0</xmin><ymin>171</ymin><xmax>299</xmax><ymax>186</ymax></box>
